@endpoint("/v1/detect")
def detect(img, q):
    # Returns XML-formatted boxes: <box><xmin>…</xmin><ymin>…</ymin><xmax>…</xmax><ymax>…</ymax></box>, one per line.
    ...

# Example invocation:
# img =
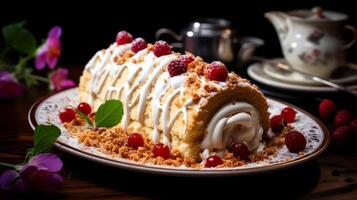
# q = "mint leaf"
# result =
<box><xmin>74</xmin><ymin>108</ymin><xmax>93</xmax><ymax>127</ymax></box>
<box><xmin>32</xmin><ymin>125</ymin><xmax>61</xmax><ymax>156</ymax></box>
<box><xmin>3</xmin><ymin>23</ymin><xmax>37</xmax><ymax>54</ymax></box>
<box><xmin>95</xmin><ymin>100</ymin><xmax>123</xmax><ymax>128</ymax></box>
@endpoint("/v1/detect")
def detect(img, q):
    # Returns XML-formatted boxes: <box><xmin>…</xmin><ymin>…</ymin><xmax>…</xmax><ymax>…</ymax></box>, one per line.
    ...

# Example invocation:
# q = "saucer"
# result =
<box><xmin>247</xmin><ymin>62</ymin><xmax>357</xmax><ymax>93</ymax></box>
<box><xmin>262</xmin><ymin>58</ymin><xmax>357</xmax><ymax>86</ymax></box>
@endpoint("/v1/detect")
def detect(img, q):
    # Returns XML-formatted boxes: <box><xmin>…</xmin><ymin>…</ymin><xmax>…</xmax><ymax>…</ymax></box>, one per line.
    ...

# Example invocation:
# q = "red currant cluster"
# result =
<box><xmin>270</xmin><ymin>107</ymin><xmax>306</xmax><ymax>153</ymax></box>
<box><xmin>59</xmin><ymin>102</ymin><xmax>92</xmax><ymax>123</ymax></box>
<box><xmin>127</xmin><ymin>133</ymin><xmax>171</xmax><ymax>159</ymax></box>
<box><xmin>319</xmin><ymin>99</ymin><xmax>357</xmax><ymax>146</ymax></box>
<box><xmin>205</xmin><ymin>141</ymin><xmax>250</xmax><ymax>168</ymax></box>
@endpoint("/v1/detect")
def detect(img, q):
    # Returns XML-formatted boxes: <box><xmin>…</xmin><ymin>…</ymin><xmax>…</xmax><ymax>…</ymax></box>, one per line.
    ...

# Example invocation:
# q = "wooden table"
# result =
<box><xmin>1</xmin><ymin>67</ymin><xmax>357</xmax><ymax>199</ymax></box>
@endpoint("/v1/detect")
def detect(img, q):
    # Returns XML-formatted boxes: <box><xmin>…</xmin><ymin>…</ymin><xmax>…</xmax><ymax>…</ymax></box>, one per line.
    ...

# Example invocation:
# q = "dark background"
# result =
<box><xmin>1</xmin><ymin>2</ymin><xmax>357</xmax><ymax>199</ymax></box>
<box><xmin>1</xmin><ymin>0</ymin><xmax>356</xmax><ymax>66</ymax></box>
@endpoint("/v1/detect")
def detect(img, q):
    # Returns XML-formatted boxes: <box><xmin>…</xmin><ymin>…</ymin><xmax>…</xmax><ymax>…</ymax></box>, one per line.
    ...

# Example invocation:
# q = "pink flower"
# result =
<box><xmin>0</xmin><ymin>70</ymin><xmax>24</xmax><ymax>99</ymax></box>
<box><xmin>35</xmin><ymin>26</ymin><xmax>62</xmax><ymax>70</ymax></box>
<box><xmin>50</xmin><ymin>68</ymin><xmax>76</xmax><ymax>91</ymax></box>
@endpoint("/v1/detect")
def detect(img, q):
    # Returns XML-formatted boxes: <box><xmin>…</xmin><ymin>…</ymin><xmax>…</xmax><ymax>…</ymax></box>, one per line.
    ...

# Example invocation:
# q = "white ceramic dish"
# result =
<box><xmin>28</xmin><ymin>88</ymin><xmax>329</xmax><ymax>177</ymax></box>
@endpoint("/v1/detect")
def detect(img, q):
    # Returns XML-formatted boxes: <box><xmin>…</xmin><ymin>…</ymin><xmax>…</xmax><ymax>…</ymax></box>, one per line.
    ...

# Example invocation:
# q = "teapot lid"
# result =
<box><xmin>288</xmin><ymin>7</ymin><xmax>348</xmax><ymax>22</ymax></box>
<box><xmin>188</xmin><ymin>18</ymin><xmax>231</xmax><ymax>30</ymax></box>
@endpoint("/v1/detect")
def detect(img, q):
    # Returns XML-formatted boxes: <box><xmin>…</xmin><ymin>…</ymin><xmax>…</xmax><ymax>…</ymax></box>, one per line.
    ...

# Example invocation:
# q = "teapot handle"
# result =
<box><xmin>343</xmin><ymin>25</ymin><xmax>357</xmax><ymax>49</ymax></box>
<box><xmin>155</xmin><ymin>28</ymin><xmax>183</xmax><ymax>49</ymax></box>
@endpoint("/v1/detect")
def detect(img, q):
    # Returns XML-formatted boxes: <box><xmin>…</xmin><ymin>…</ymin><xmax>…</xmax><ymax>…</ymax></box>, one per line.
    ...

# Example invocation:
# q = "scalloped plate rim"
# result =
<box><xmin>28</xmin><ymin>87</ymin><xmax>330</xmax><ymax>177</ymax></box>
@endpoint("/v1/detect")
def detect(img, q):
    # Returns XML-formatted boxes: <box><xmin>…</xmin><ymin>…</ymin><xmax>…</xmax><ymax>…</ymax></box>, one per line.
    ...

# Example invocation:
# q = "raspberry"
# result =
<box><xmin>131</xmin><ymin>38</ymin><xmax>147</xmax><ymax>53</ymax></box>
<box><xmin>153</xmin><ymin>40</ymin><xmax>171</xmax><ymax>57</ymax></box>
<box><xmin>205</xmin><ymin>155</ymin><xmax>223</xmax><ymax>168</ymax></box>
<box><xmin>285</xmin><ymin>131</ymin><xmax>306</xmax><ymax>153</ymax></box>
<box><xmin>152</xmin><ymin>143</ymin><xmax>170</xmax><ymax>159</ymax></box>
<box><xmin>116</xmin><ymin>31</ymin><xmax>133</xmax><ymax>45</ymax></box>
<box><xmin>230</xmin><ymin>142</ymin><xmax>250</xmax><ymax>160</ymax></box>
<box><xmin>319</xmin><ymin>99</ymin><xmax>336</xmax><ymax>119</ymax></box>
<box><xmin>127</xmin><ymin>133</ymin><xmax>145</xmax><ymax>150</ymax></box>
<box><xmin>270</xmin><ymin>115</ymin><xmax>287</xmax><ymax>134</ymax></box>
<box><xmin>281</xmin><ymin>107</ymin><xmax>296</xmax><ymax>123</ymax></box>
<box><xmin>207</xmin><ymin>61</ymin><xmax>228</xmax><ymax>82</ymax></box>
<box><xmin>167</xmin><ymin>60</ymin><xmax>187</xmax><ymax>77</ymax></box>
<box><xmin>179</xmin><ymin>55</ymin><xmax>194</xmax><ymax>65</ymax></box>
<box><xmin>77</xmin><ymin>102</ymin><xmax>91</xmax><ymax>115</ymax></box>
<box><xmin>333</xmin><ymin>126</ymin><xmax>354</xmax><ymax>145</ymax></box>
<box><xmin>59</xmin><ymin>108</ymin><xmax>76</xmax><ymax>123</ymax></box>
<box><xmin>334</xmin><ymin>110</ymin><xmax>353</xmax><ymax>128</ymax></box>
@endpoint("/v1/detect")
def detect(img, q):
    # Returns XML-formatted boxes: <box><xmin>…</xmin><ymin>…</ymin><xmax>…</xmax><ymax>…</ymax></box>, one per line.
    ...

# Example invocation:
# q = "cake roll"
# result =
<box><xmin>79</xmin><ymin>40</ymin><xmax>270</xmax><ymax>160</ymax></box>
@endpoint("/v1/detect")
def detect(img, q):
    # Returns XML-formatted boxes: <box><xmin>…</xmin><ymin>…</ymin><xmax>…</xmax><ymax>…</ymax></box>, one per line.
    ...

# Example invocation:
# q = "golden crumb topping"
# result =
<box><xmin>63</xmin><ymin>116</ymin><xmax>291</xmax><ymax>168</ymax></box>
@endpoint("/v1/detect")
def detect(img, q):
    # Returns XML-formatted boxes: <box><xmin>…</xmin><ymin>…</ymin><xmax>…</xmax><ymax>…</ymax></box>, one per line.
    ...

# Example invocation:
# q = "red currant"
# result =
<box><xmin>281</xmin><ymin>107</ymin><xmax>296</xmax><ymax>123</ymax></box>
<box><xmin>285</xmin><ymin>131</ymin><xmax>306</xmax><ymax>153</ymax></box>
<box><xmin>179</xmin><ymin>55</ymin><xmax>194</xmax><ymax>65</ymax></box>
<box><xmin>116</xmin><ymin>31</ymin><xmax>133</xmax><ymax>45</ymax></box>
<box><xmin>59</xmin><ymin>108</ymin><xmax>76</xmax><ymax>123</ymax></box>
<box><xmin>77</xmin><ymin>102</ymin><xmax>91</xmax><ymax>115</ymax></box>
<box><xmin>168</xmin><ymin>60</ymin><xmax>187</xmax><ymax>77</ymax></box>
<box><xmin>270</xmin><ymin>115</ymin><xmax>287</xmax><ymax>134</ymax></box>
<box><xmin>205</xmin><ymin>155</ymin><xmax>223</xmax><ymax>168</ymax></box>
<box><xmin>207</xmin><ymin>61</ymin><xmax>228</xmax><ymax>82</ymax></box>
<box><xmin>230</xmin><ymin>142</ymin><xmax>250</xmax><ymax>160</ymax></box>
<box><xmin>152</xmin><ymin>143</ymin><xmax>170</xmax><ymax>159</ymax></box>
<box><xmin>319</xmin><ymin>99</ymin><xmax>336</xmax><ymax>119</ymax></box>
<box><xmin>131</xmin><ymin>38</ymin><xmax>147</xmax><ymax>53</ymax></box>
<box><xmin>153</xmin><ymin>40</ymin><xmax>171</xmax><ymax>57</ymax></box>
<box><xmin>127</xmin><ymin>133</ymin><xmax>145</xmax><ymax>149</ymax></box>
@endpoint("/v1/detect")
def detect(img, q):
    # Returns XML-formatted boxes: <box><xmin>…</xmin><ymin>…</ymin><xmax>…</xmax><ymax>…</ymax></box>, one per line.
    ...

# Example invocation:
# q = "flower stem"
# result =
<box><xmin>32</xmin><ymin>74</ymin><xmax>50</xmax><ymax>83</ymax></box>
<box><xmin>14</xmin><ymin>54</ymin><xmax>34</xmax><ymax>77</ymax></box>
<box><xmin>0</xmin><ymin>161</ymin><xmax>17</xmax><ymax>169</ymax></box>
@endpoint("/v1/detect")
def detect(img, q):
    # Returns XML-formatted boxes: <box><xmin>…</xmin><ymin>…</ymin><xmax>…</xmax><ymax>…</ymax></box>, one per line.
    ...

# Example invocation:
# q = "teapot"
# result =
<box><xmin>155</xmin><ymin>18</ymin><xmax>264</xmax><ymax>67</ymax></box>
<box><xmin>265</xmin><ymin>7</ymin><xmax>357</xmax><ymax>78</ymax></box>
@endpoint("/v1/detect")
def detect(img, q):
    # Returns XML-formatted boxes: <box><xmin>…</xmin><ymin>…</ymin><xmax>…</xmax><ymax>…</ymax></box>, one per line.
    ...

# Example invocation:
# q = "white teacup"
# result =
<box><xmin>265</xmin><ymin>7</ymin><xmax>357</xmax><ymax>78</ymax></box>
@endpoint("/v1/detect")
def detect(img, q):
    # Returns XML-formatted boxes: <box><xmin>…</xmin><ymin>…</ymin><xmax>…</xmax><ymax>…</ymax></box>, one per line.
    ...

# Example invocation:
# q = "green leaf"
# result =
<box><xmin>32</xmin><ymin>124</ymin><xmax>61</xmax><ymax>156</ymax></box>
<box><xmin>95</xmin><ymin>100</ymin><xmax>123</xmax><ymax>128</ymax></box>
<box><xmin>3</xmin><ymin>23</ymin><xmax>37</xmax><ymax>54</ymax></box>
<box><xmin>12</xmin><ymin>20</ymin><xmax>27</xmax><ymax>27</ymax></box>
<box><xmin>74</xmin><ymin>108</ymin><xmax>93</xmax><ymax>127</ymax></box>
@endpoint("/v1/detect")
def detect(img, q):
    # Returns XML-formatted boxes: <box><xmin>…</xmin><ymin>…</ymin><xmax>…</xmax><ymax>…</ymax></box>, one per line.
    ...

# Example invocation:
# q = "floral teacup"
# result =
<box><xmin>265</xmin><ymin>7</ymin><xmax>357</xmax><ymax>78</ymax></box>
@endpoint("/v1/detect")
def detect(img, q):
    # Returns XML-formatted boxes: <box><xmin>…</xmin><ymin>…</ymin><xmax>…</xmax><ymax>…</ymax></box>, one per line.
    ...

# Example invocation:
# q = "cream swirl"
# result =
<box><xmin>201</xmin><ymin>102</ymin><xmax>263</xmax><ymax>153</ymax></box>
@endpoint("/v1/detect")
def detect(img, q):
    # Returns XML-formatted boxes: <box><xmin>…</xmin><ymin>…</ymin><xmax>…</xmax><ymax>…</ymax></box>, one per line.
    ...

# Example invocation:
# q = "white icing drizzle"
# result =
<box><xmin>84</xmin><ymin>42</ymin><xmax>264</xmax><ymax>153</ymax></box>
<box><xmin>201</xmin><ymin>102</ymin><xmax>263</xmax><ymax>154</ymax></box>
<box><xmin>85</xmin><ymin>43</ymin><xmax>132</xmax><ymax>104</ymax></box>
<box><xmin>84</xmin><ymin>42</ymin><xmax>196</xmax><ymax>146</ymax></box>
<box><xmin>151</xmin><ymin>73</ymin><xmax>193</xmax><ymax>146</ymax></box>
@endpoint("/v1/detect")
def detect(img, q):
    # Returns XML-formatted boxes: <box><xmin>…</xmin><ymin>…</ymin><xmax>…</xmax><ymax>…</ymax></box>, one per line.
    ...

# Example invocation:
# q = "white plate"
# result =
<box><xmin>28</xmin><ymin>88</ymin><xmax>329</xmax><ymax>176</ymax></box>
<box><xmin>262</xmin><ymin>58</ymin><xmax>357</xmax><ymax>85</ymax></box>
<box><xmin>248</xmin><ymin>63</ymin><xmax>357</xmax><ymax>92</ymax></box>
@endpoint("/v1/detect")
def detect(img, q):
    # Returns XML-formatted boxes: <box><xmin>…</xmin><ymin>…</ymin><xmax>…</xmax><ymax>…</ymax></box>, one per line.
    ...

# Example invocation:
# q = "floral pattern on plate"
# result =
<box><xmin>29</xmin><ymin>88</ymin><xmax>329</xmax><ymax>175</ymax></box>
